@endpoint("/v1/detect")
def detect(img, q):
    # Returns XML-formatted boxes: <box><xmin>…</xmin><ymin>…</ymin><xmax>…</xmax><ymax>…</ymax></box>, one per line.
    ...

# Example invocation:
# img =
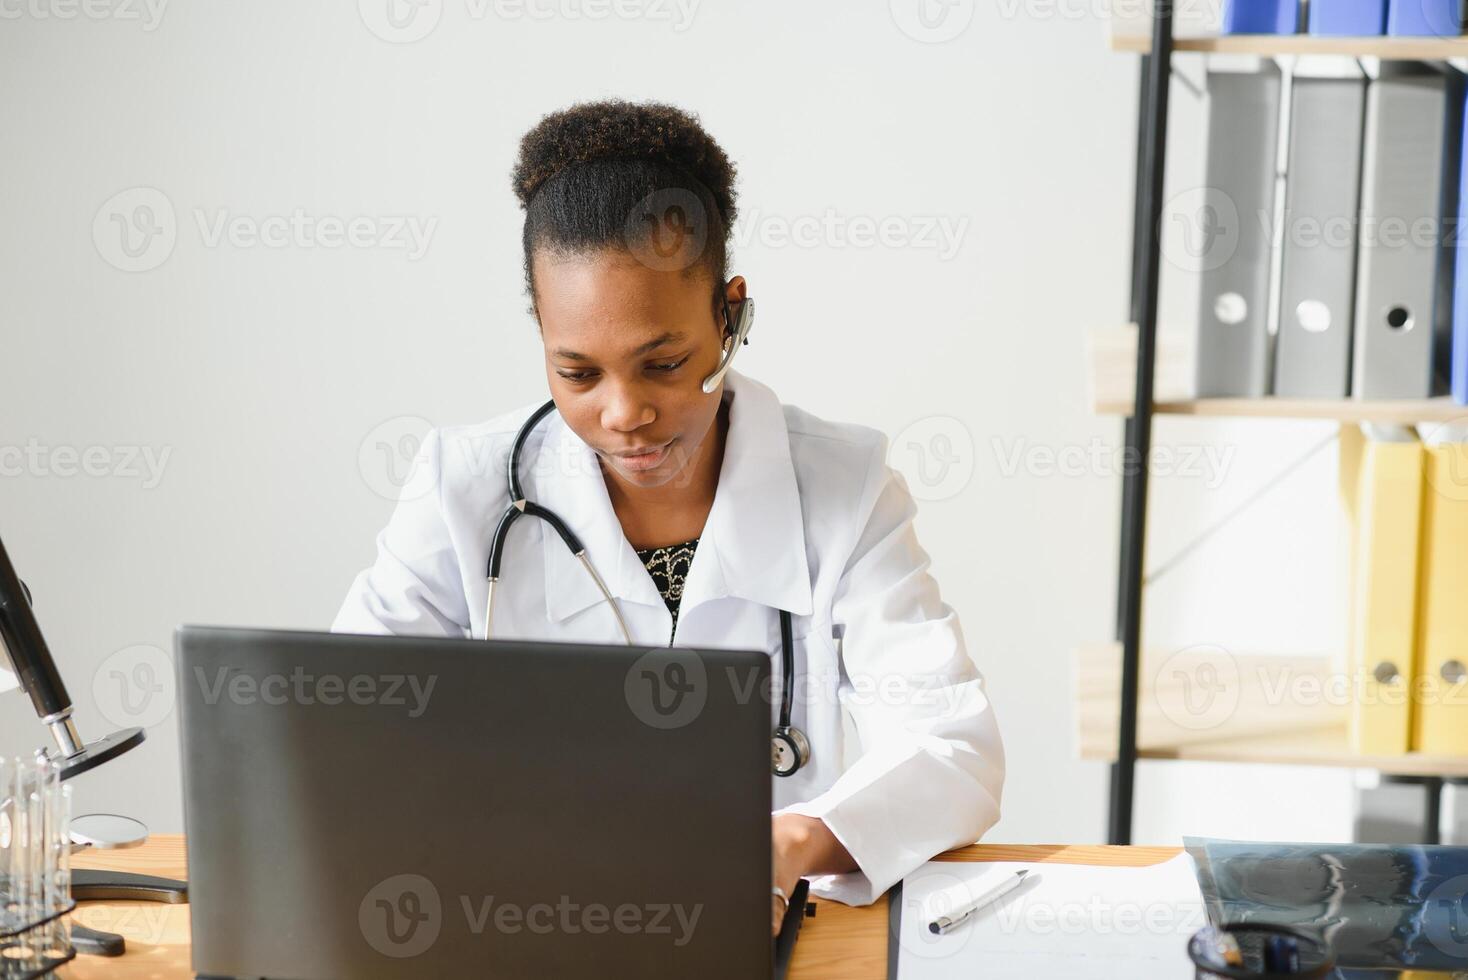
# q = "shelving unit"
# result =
<box><xmin>1102</xmin><ymin>14</ymin><xmax>1468</xmax><ymax>845</ymax></box>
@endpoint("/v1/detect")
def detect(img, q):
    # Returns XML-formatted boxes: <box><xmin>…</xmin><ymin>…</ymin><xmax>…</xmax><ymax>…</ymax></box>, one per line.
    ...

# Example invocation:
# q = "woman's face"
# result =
<box><xmin>534</xmin><ymin>248</ymin><xmax>744</xmax><ymax>491</ymax></box>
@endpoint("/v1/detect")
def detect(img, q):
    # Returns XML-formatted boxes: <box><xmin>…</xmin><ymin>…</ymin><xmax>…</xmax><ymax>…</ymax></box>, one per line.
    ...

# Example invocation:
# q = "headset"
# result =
<box><xmin>483</xmin><ymin>296</ymin><xmax>810</xmax><ymax>777</ymax></box>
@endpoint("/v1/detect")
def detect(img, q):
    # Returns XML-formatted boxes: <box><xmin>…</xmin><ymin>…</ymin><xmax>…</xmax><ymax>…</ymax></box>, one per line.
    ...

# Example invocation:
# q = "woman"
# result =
<box><xmin>333</xmin><ymin>100</ymin><xmax>1004</xmax><ymax>934</ymax></box>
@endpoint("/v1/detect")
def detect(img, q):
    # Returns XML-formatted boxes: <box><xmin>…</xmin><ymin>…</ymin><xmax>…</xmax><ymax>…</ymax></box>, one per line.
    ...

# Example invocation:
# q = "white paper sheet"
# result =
<box><xmin>894</xmin><ymin>853</ymin><xmax>1206</xmax><ymax>979</ymax></box>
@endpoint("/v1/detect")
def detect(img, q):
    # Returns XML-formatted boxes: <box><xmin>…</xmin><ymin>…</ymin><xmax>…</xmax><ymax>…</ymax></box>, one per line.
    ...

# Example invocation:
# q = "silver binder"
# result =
<box><xmin>1352</xmin><ymin>65</ymin><xmax>1461</xmax><ymax>400</ymax></box>
<box><xmin>1195</xmin><ymin>64</ymin><xmax>1282</xmax><ymax>397</ymax></box>
<box><xmin>1274</xmin><ymin>71</ymin><xmax>1366</xmax><ymax>398</ymax></box>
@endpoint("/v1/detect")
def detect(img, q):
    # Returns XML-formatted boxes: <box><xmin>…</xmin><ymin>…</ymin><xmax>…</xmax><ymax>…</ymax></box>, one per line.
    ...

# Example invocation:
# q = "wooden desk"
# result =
<box><xmin>62</xmin><ymin>836</ymin><xmax>1182</xmax><ymax>979</ymax></box>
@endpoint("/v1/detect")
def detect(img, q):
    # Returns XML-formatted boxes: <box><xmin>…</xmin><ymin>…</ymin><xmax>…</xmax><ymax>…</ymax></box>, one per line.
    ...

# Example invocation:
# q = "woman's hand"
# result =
<box><xmin>770</xmin><ymin>813</ymin><xmax>857</xmax><ymax>936</ymax></box>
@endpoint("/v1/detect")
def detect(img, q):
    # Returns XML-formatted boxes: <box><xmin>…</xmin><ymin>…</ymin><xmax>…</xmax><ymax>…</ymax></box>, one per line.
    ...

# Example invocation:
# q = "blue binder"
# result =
<box><xmin>1223</xmin><ymin>0</ymin><xmax>1300</xmax><ymax>32</ymax></box>
<box><xmin>1387</xmin><ymin>0</ymin><xmax>1464</xmax><ymax>35</ymax></box>
<box><xmin>1456</xmin><ymin>88</ymin><xmax>1468</xmax><ymax>405</ymax></box>
<box><xmin>1310</xmin><ymin>0</ymin><xmax>1387</xmax><ymax>33</ymax></box>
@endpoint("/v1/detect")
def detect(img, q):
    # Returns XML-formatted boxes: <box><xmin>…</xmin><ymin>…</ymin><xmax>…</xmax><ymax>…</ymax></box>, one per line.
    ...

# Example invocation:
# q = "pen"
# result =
<box><xmin>926</xmin><ymin>869</ymin><xmax>1032</xmax><ymax>935</ymax></box>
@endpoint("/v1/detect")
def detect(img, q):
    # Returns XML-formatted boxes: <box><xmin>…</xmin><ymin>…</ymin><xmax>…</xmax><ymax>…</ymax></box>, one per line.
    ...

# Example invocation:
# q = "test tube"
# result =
<box><xmin>0</xmin><ymin>757</ymin><xmax>15</xmax><ymax>941</ymax></box>
<box><xmin>18</xmin><ymin>756</ymin><xmax>45</xmax><ymax>973</ymax></box>
<box><xmin>0</xmin><ymin>756</ymin><xmax>39</xmax><ymax>973</ymax></box>
<box><xmin>37</xmin><ymin>756</ymin><xmax>68</xmax><ymax>967</ymax></box>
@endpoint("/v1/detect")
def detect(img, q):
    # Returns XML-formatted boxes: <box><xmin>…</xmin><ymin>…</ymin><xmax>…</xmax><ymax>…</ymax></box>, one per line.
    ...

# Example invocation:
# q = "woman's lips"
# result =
<box><xmin>612</xmin><ymin>440</ymin><xmax>672</xmax><ymax>472</ymax></box>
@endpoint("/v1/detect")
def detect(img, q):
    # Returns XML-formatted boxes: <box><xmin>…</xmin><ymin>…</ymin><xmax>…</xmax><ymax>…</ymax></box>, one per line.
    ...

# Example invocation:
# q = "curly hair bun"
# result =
<box><xmin>511</xmin><ymin>100</ymin><xmax>741</xmax><ymax>305</ymax></box>
<box><xmin>512</xmin><ymin>99</ymin><xmax>737</xmax><ymax>227</ymax></box>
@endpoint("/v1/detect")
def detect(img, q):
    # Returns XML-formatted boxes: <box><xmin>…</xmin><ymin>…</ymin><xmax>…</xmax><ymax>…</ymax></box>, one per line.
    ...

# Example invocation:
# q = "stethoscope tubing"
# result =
<box><xmin>483</xmin><ymin>399</ymin><xmax>797</xmax><ymax>734</ymax></box>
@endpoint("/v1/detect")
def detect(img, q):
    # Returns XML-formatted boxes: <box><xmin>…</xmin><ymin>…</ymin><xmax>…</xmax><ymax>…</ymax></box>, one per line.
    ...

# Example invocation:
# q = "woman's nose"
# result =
<box><xmin>600</xmin><ymin>382</ymin><xmax>656</xmax><ymax>433</ymax></box>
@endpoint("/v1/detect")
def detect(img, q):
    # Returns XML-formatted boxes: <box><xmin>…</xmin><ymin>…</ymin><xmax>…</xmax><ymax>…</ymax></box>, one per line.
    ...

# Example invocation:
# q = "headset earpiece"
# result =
<box><xmin>701</xmin><ymin>297</ymin><xmax>755</xmax><ymax>394</ymax></box>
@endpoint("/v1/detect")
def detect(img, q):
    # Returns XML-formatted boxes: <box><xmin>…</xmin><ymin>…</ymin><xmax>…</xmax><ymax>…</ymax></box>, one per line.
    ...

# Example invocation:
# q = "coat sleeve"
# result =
<box><xmin>776</xmin><ymin>436</ymin><xmax>1005</xmax><ymax>907</ymax></box>
<box><xmin>331</xmin><ymin>428</ymin><xmax>471</xmax><ymax>638</ymax></box>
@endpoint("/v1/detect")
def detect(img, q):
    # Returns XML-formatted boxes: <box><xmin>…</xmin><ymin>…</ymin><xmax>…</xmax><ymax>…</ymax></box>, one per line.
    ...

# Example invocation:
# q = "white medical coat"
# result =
<box><xmin>332</xmin><ymin>369</ymin><xmax>1004</xmax><ymax>906</ymax></box>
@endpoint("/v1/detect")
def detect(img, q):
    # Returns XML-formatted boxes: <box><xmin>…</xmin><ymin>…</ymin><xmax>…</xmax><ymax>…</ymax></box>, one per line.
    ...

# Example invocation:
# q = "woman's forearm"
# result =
<box><xmin>773</xmin><ymin>812</ymin><xmax>857</xmax><ymax>878</ymax></box>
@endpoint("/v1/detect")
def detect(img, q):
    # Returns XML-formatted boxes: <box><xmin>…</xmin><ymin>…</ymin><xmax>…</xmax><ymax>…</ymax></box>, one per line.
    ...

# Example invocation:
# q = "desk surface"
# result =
<box><xmin>63</xmin><ymin>836</ymin><xmax>1182</xmax><ymax>979</ymax></box>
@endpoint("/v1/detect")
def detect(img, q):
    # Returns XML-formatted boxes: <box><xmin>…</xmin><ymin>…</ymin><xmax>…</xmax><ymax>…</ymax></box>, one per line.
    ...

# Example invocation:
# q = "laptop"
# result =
<box><xmin>175</xmin><ymin>626</ymin><xmax>786</xmax><ymax>978</ymax></box>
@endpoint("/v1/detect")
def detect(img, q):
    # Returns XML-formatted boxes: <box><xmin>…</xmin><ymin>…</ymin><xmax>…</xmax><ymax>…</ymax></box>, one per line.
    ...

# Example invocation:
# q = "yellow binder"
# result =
<box><xmin>1412</xmin><ymin>438</ymin><xmax>1468</xmax><ymax>754</ymax></box>
<box><xmin>1341</xmin><ymin>424</ymin><xmax>1423</xmax><ymax>756</ymax></box>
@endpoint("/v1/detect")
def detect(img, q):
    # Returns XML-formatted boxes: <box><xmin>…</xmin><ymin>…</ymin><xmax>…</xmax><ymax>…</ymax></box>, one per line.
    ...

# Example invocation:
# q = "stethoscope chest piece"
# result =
<box><xmin>772</xmin><ymin>725</ymin><xmax>810</xmax><ymax>778</ymax></box>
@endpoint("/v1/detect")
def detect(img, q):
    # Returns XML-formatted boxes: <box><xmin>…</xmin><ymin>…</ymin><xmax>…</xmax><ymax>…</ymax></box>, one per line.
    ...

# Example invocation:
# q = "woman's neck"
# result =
<box><xmin>603</xmin><ymin>399</ymin><xmax>729</xmax><ymax>551</ymax></box>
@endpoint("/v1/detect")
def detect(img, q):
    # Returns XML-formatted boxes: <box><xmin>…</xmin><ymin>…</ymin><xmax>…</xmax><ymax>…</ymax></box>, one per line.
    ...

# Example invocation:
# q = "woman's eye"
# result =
<box><xmin>556</xmin><ymin>356</ymin><xmax>687</xmax><ymax>384</ymax></box>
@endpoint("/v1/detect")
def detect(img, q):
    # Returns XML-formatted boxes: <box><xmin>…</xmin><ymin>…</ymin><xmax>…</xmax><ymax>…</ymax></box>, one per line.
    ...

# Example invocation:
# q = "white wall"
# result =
<box><xmin>0</xmin><ymin>1</ymin><xmax>1355</xmax><ymax>845</ymax></box>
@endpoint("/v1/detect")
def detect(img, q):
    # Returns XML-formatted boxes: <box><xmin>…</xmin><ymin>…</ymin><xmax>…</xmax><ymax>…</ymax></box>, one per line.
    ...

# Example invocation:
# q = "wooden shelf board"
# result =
<box><xmin>1089</xmin><ymin>325</ymin><xmax>1468</xmax><ymax>423</ymax></box>
<box><xmin>1110</xmin><ymin>32</ymin><xmax>1468</xmax><ymax>59</ymax></box>
<box><xmin>1074</xmin><ymin>643</ymin><xmax>1468</xmax><ymax>778</ymax></box>
<box><xmin>1094</xmin><ymin>395</ymin><xmax>1468</xmax><ymax>424</ymax></box>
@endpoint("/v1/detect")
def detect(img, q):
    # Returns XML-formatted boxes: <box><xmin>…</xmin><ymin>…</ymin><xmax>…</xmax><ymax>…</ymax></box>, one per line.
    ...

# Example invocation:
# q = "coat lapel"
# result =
<box><xmin>680</xmin><ymin>371</ymin><xmax>813</xmax><ymax>619</ymax></box>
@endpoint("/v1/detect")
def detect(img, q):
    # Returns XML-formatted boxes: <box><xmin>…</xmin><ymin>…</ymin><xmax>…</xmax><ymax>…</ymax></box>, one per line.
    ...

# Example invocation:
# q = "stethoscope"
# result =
<box><xmin>482</xmin><ymin>297</ymin><xmax>811</xmax><ymax>778</ymax></box>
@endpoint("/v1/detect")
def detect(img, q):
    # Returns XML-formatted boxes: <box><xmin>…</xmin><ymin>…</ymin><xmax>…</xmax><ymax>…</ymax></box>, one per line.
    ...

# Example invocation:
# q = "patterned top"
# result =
<box><xmin>634</xmin><ymin>536</ymin><xmax>700</xmax><ymax>639</ymax></box>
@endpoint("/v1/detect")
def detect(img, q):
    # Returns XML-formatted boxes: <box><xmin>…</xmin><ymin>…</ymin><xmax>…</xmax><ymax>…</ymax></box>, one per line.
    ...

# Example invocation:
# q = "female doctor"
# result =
<box><xmin>332</xmin><ymin>100</ymin><xmax>1004</xmax><ymax>935</ymax></box>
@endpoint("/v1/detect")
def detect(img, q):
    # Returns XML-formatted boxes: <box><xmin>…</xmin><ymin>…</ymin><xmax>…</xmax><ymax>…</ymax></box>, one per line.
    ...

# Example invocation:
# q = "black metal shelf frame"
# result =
<box><xmin>1109</xmin><ymin>0</ymin><xmax>1174</xmax><ymax>846</ymax></box>
<box><xmin>1106</xmin><ymin>13</ymin><xmax>1452</xmax><ymax>843</ymax></box>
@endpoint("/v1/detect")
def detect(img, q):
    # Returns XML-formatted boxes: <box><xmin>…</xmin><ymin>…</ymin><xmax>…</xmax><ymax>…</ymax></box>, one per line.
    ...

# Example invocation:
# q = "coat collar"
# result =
<box><xmin>536</xmin><ymin>369</ymin><xmax>813</xmax><ymax>626</ymax></box>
